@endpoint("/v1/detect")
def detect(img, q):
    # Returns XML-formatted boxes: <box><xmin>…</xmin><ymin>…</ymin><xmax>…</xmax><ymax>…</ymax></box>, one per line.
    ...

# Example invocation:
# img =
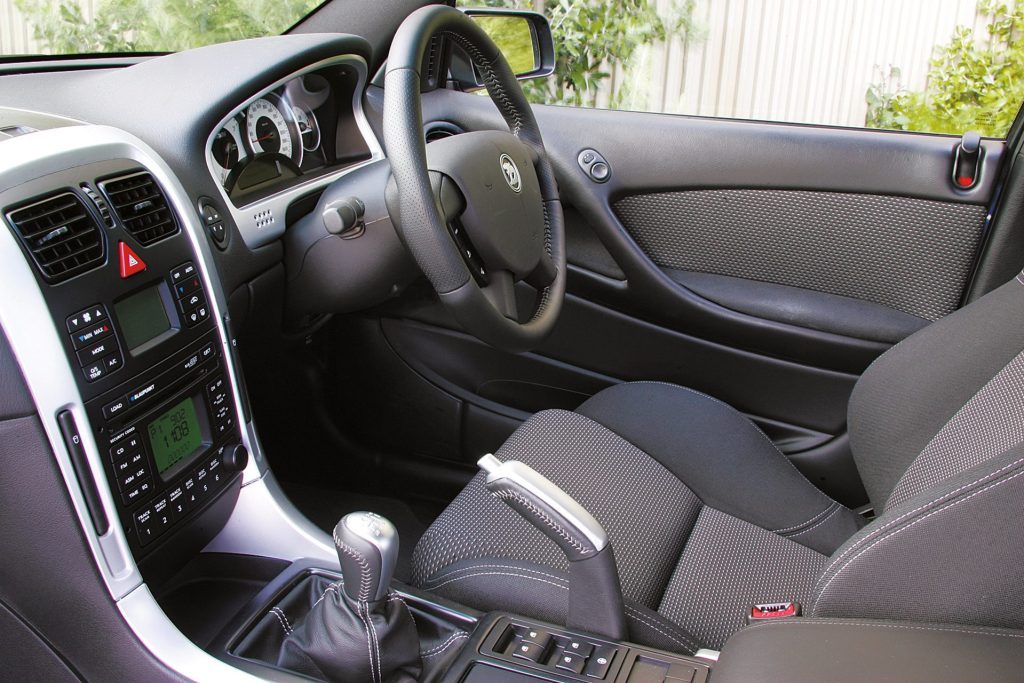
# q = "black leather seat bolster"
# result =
<box><xmin>576</xmin><ymin>382</ymin><xmax>863</xmax><ymax>555</ymax></box>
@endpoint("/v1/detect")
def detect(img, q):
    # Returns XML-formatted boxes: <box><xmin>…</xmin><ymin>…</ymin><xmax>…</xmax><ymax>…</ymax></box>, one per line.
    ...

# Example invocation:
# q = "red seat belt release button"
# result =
<box><xmin>748</xmin><ymin>601</ymin><xmax>800</xmax><ymax>624</ymax></box>
<box><xmin>118</xmin><ymin>242</ymin><xmax>147</xmax><ymax>278</ymax></box>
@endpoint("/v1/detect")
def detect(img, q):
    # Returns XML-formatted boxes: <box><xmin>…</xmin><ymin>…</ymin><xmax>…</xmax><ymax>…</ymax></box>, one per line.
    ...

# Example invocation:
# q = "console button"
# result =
<box><xmin>66</xmin><ymin>305</ymin><xmax>106</xmax><ymax>333</ymax></box>
<box><xmin>151</xmin><ymin>497</ymin><xmax>172</xmax><ymax>531</ymax></box>
<box><xmin>121</xmin><ymin>476</ymin><xmax>152</xmax><ymax>505</ymax></box>
<box><xmin>556</xmin><ymin>652</ymin><xmax>587</xmax><ymax>675</ymax></box>
<box><xmin>564</xmin><ymin>639</ymin><xmax>594</xmax><ymax>658</ymax></box>
<box><xmin>170</xmin><ymin>261</ymin><xmax>197</xmax><ymax>283</ymax></box>
<box><xmin>76</xmin><ymin>338</ymin><xmax>116</xmax><ymax>366</ymax></box>
<box><xmin>511</xmin><ymin>639</ymin><xmax>545</xmax><ymax>663</ymax></box>
<box><xmin>168</xmin><ymin>485</ymin><xmax>188</xmax><ymax>519</ymax></box>
<box><xmin>173</xmin><ymin>275</ymin><xmax>203</xmax><ymax>300</ymax></box>
<box><xmin>82</xmin><ymin>360</ymin><xmax>105</xmax><ymax>383</ymax></box>
<box><xmin>521</xmin><ymin>627</ymin><xmax>551</xmax><ymax>647</ymax></box>
<box><xmin>72</xmin><ymin>321</ymin><xmax>113</xmax><ymax>350</ymax></box>
<box><xmin>102</xmin><ymin>396</ymin><xmax>129</xmax><ymax>420</ymax></box>
<box><xmin>666</xmin><ymin>664</ymin><xmax>696</xmax><ymax>683</ymax></box>
<box><xmin>117</xmin><ymin>460</ymin><xmax>149</xmax><ymax>491</ymax></box>
<box><xmin>135</xmin><ymin>506</ymin><xmax>157</xmax><ymax>545</ymax></box>
<box><xmin>178</xmin><ymin>291</ymin><xmax>205</xmax><ymax>312</ymax></box>
<box><xmin>199</xmin><ymin>343</ymin><xmax>217</xmax><ymax>362</ymax></box>
<box><xmin>113</xmin><ymin>450</ymin><xmax>145</xmax><ymax>476</ymax></box>
<box><xmin>585</xmin><ymin>646</ymin><xmax>616</xmax><ymax>679</ymax></box>
<box><xmin>103</xmin><ymin>353</ymin><xmax>123</xmax><ymax>373</ymax></box>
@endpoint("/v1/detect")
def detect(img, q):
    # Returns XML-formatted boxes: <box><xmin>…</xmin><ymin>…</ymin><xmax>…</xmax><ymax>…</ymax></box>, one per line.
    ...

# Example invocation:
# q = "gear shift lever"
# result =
<box><xmin>479</xmin><ymin>454</ymin><xmax>628</xmax><ymax>641</ymax></box>
<box><xmin>277</xmin><ymin>512</ymin><xmax>420</xmax><ymax>682</ymax></box>
<box><xmin>334</xmin><ymin>511</ymin><xmax>399</xmax><ymax>603</ymax></box>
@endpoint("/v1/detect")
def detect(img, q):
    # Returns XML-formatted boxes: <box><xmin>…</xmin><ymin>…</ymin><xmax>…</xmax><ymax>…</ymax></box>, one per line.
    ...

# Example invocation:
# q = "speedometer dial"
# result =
<box><xmin>245</xmin><ymin>96</ymin><xmax>299</xmax><ymax>164</ymax></box>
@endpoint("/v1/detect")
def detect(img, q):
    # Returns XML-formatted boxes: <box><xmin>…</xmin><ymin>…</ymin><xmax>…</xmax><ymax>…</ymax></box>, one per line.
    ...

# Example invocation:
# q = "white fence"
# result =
<box><xmin>2</xmin><ymin>0</ymin><xmax>987</xmax><ymax>128</ymax></box>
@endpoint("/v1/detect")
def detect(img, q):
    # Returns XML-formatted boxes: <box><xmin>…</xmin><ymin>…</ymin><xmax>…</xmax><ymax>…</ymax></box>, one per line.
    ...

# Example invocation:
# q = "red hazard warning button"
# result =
<box><xmin>118</xmin><ymin>242</ymin><xmax>146</xmax><ymax>278</ymax></box>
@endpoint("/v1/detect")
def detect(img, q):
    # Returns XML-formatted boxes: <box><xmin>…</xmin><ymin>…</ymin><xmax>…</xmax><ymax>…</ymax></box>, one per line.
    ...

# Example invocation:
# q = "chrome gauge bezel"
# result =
<box><xmin>203</xmin><ymin>55</ymin><xmax>382</xmax><ymax>249</ymax></box>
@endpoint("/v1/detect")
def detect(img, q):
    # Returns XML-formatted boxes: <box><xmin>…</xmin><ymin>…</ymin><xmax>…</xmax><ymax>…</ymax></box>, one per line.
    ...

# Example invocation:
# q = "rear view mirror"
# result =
<box><xmin>453</xmin><ymin>8</ymin><xmax>555</xmax><ymax>88</ymax></box>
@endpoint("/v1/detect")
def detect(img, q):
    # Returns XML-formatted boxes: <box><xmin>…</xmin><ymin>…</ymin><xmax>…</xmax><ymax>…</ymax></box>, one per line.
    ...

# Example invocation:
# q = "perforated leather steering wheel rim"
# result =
<box><xmin>383</xmin><ymin>4</ymin><xmax>566</xmax><ymax>353</ymax></box>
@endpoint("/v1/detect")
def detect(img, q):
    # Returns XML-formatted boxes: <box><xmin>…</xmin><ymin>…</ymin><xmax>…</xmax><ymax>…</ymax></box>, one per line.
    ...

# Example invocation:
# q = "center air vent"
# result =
<box><xmin>5</xmin><ymin>191</ymin><xmax>105</xmax><ymax>283</ymax></box>
<box><xmin>101</xmin><ymin>171</ymin><xmax>179</xmax><ymax>245</ymax></box>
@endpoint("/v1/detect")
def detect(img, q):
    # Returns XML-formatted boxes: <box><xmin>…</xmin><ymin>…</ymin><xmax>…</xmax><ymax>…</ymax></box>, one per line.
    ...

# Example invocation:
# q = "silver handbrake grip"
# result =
<box><xmin>478</xmin><ymin>453</ymin><xmax>607</xmax><ymax>560</ymax></box>
<box><xmin>479</xmin><ymin>454</ymin><xmax>627</xmax><ymax>641</ymax></box>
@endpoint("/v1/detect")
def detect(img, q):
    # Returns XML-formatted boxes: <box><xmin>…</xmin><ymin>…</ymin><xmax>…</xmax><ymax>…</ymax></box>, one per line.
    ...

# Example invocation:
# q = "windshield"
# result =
<box><xmin>0</xmin><ymin>0</ymin><xmax>321</xmax><ymax>57</ymax></box>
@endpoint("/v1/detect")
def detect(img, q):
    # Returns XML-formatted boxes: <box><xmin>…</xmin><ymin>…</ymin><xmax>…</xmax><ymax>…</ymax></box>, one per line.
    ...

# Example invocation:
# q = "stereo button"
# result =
<box><xmin>168</xmin><ymin>485</ymin><xmax>188</xmax><ymax>520</ymax></box>
<box><xmin>113</xmin><ymin>451</ymin><xmax>145</xmax><ymax>476</ymax></box>
<box><xmin>102</xmin><ymin>397</ymin><xmax>128</xmax><ymax>420</ymax></box>
<box><xmin>135</xmin><ymin>506</ymin><xmax>157</xmax><ymax>545</ymax></box>
<box><xmin>151</xmin><ymin>497</ymin><xmax>172</xmax><ymax>531</ymax></box>
<box><xmin>121</xmin><ymin>477</ymin><xmax>152</xmax><ymax>505</ymax></box>
<box><xmin>117</xmin><ymin>462</ymin><xmax>149</xmax><ymax>491</ymax></box>
<box><xmin>200</xmin><ymin>343</ymin><xmax>217</xmax><ymax>362</ymax></box>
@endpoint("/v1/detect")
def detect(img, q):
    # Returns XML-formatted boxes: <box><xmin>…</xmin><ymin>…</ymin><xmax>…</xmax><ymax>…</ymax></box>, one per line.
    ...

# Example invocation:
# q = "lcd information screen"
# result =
<box><xmin>147</xmin><ymin>397</ymin><xmax>203</xmax><ymax>475</ymax></box>
<box><xmin>114</xmin><ymin>285</ymin><xmax>171</xmax><ymax>352</ymax></box>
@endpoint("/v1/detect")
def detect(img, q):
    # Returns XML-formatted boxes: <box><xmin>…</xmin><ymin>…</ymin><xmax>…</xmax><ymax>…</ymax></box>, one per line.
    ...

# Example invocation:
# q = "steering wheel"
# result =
<box><xmin>383</xmin><ymin>5</ymin><xmax>566</xmax><ymax>353</ymax></box>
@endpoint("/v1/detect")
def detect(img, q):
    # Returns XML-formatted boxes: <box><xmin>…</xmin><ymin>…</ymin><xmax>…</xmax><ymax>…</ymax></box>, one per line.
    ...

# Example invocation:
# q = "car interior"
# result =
<box><xmin>3</xmin><ymin>0</ymin><xmax>1024</xmax><ymax>680</ymax></box>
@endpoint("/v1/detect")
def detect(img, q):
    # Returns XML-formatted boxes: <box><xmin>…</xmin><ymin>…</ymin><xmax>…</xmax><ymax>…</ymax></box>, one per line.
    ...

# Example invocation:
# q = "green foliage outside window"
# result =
<box><xmin>865</xmin><ymin>0</ymin><xmax>1024</xmax><ymax>137</ymax></box>
<box><xmin>14</xmin><ymin>0</ymin><xmax>319</xmax><ymax>54</ymax></box>
<box><xmin>474</xmin><ymin>0</ymin><xmax>698</xmax><ymax>108</ymax></box>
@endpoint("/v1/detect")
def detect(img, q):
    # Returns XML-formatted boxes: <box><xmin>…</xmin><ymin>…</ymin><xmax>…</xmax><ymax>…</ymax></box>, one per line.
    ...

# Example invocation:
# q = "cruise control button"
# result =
<box><xmin>555</xmin><ymin>652</ymin><xmax>586</xmax><ymax>675</ymax></box>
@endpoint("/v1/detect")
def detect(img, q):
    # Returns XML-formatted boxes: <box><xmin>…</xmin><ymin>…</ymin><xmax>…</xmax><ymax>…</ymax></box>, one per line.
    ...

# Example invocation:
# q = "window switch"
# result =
<box><xmin>521</xmin><ymin>627</ymin><xmax>552</xmax><ymax>648</ymax></box>
<box><xmin>555</xmin><ymin>651</ymin><xmax>587</xmax><ymax>674</ymax></box>
<box><xmin>511</xmin><ymin>639</ymin><xmax>545</xmax><ymax>663</ymax></box>
<box><xmin>565</xmin><ymin>638</ymin><xmax>594</xmax><ymax>658</ymax></box>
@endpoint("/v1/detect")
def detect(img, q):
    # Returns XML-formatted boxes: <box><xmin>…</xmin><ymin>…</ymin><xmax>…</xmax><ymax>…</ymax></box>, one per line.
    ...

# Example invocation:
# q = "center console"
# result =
<box><xmin>2</xmin><ymin>157</ymin><xmax>245</xmax><ymax>565</ymax></box>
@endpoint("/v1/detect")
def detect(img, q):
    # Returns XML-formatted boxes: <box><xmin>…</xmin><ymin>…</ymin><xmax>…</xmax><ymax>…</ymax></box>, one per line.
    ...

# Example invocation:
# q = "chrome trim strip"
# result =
<box><xmin>203</xmin><ymin>54</ymin><xmax>384</xmax><ymax>249</ymax></box>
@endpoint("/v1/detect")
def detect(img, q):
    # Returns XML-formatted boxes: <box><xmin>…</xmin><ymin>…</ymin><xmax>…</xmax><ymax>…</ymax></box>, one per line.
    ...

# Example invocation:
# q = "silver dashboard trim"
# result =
<box><xmin>0</xmin><ymin>123</ymin><xmax>333</xmax><ymax>680</ymax></box>
<box><xmin>204</xmin><ymin>54</ymin><xmax>384</xmax><ymax>249</ymax></box>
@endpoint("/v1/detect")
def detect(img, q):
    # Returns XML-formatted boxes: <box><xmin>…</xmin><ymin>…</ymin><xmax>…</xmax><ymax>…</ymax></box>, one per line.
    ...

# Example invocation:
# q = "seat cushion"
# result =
<box><xmin>411</xmin><ymin>382</ymin><xmax>861</xmax><ymax>652</ymax></box>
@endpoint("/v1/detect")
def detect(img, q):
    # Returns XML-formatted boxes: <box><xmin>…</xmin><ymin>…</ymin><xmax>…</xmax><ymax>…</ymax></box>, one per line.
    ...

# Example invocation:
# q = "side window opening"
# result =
<box><xmin>466</xmin><ymin>0</ymin><xmax>1024</xmax><ymax>138</ymax></box>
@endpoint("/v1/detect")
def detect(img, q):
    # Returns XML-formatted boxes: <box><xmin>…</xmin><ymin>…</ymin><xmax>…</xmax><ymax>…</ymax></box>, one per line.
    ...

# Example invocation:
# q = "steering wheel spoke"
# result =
<box><xmin>482</xmin><ymin>269</ymin><xmax>518</xmax><ymax>320</ymax></box>
<box><xmin>525</xmin><ymin>251</ymin><xmax>557</xmax><ymax>289</ymax></box>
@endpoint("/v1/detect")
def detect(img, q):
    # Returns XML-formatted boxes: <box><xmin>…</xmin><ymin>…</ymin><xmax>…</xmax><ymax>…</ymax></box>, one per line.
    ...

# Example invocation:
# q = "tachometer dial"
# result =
<box><xmin>211</xmin><ymin>118</ymin><xmax>247</xmax><ymax>184</ymax></box>
<box><xmin>246</xmin><ymin>96</ymin><xmax>300</xmax><ymax>164</ymax></box>
<box><xmin>291</xmin><ymin>104</ymin><xmax>321</xmax><ymax>153</ymax></box>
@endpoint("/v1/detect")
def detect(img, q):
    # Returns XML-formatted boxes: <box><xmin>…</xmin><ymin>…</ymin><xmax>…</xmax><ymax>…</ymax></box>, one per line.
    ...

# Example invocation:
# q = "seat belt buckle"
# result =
<box><xmin>746</xmin><ymin>601</ymin><xmax>800</xmax><ymax>624</ymax></box>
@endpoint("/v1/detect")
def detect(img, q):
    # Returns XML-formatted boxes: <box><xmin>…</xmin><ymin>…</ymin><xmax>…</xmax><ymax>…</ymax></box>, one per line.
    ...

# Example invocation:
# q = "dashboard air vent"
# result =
<box><xmin>5</xmin><ymin>192</ymin><xmax>105</xmax><ymax>283</ymax></box>
<box><xmin>101</xmin><ymin>171</ymin><xmax>179</xmax><ymax>245</ymax></box>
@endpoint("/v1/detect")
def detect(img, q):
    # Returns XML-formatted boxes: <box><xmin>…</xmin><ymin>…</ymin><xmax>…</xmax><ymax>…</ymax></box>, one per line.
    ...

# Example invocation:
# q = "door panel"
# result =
<box><xmin>350</xmin><ymin>86</ymin><xmax>1007</xmax><ymax>507</ymax></box>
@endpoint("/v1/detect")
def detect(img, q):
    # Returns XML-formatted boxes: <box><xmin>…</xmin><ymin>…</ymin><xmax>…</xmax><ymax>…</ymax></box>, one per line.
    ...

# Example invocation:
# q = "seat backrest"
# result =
<box><xmin>810</xmin><ymin>274</ymin><xmax>1024</xmax><ymax>626</ymax></box>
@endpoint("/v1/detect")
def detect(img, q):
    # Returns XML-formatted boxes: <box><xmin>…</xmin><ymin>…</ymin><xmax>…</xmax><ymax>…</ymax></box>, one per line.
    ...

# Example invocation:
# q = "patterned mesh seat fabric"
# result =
<box><xmin>412</xmin><ymin>385</ymin><xmax>859</xmax><ymax>652</ymax></box>
<box><xmin>413</xmin><ymin>274</ymin><xmax>1024</xmax><ymax>654</ymax></box>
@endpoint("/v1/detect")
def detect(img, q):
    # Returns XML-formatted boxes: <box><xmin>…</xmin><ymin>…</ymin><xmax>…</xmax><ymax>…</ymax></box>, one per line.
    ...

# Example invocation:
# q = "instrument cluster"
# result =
<box><xmin>210</xmin><ymin>73</ymin><xmax>329</xmax><ymax>200</ymax></box>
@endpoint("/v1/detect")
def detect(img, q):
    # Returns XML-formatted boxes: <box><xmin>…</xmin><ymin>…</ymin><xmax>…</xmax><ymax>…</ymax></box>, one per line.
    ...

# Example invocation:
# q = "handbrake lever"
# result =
<box><xmin>479</xmin><ymin>454</ymin><xmax>628</xmax><ymax>641</ymax></box>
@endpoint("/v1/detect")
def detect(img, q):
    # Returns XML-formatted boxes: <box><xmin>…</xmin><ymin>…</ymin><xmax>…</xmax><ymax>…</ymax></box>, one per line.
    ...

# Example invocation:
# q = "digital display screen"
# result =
<box><xmin>147</xmin><ymin>397</ymin><xmax>203</xmax><ymax>475</ymax></box>
<box><xmin>114</xmin><ymin>285</ymin><xmax>171</xmax><ymax>352</ymax></box>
